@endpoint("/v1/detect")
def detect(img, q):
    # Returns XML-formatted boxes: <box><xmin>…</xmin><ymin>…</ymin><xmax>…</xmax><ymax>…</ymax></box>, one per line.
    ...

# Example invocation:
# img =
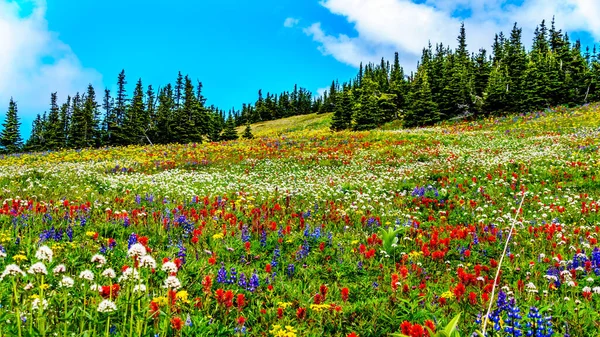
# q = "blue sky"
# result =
<box><xmin>1</xmin><ymin>0</ymin><xmax>599</xmax><ymax>138</ymax></box>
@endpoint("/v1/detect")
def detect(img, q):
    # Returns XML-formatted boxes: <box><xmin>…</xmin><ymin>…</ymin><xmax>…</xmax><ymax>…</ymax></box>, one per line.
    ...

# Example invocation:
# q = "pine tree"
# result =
<box><xmin>102</xmin><ymin>89</ymin><xmax>112</xmax><ymax>145</ymax></box>
<box><xmin>112</xmin><ymin>70</ymin><xmax>128</xmax><ymax>145</ymax></box>
<box><xmin>154</xmin><ymin>84</ymin><xmax>175</xmax><ymax>144</ymax></box>
<box><xmin>45</xmin><ymin>92</ymin><xmax>62</xmax><ymax>150</ymax></box>
<box><xmin>123</xmin><ymin>79</ymin><xmax>147</xmax><ymax>144</ymax></box>
<box><xmin>242</xmin><ymin>123</ymin><xmax>253</xmax><ymax>139</ymax></box>
<box><xmin>25</xmin><ymin>114</ymin><xmax>44</xmax><ymax>152</ymax></box>
<box><xmin>404</xmin><ymin>66</ymin><xmax>439</xmax><ymax>127</ymax></box>
<box><xmin>484</xmin><ymin>64</ymin><xmax>510</xmax><ymax>114</ymax></box>
<box><xmin>220</xmin><ymin>116</ymin><xmax>238</xmax><ymax>141</ymax></box>
<box><xmin>59</xmin><ymin>97</ymin><xmax>70</xmax><ymax>148</ymax></box>
<box><xmin>0</xmin><ymin>98</ymin><xmax>23</xmax><ymax>153</ymax></box>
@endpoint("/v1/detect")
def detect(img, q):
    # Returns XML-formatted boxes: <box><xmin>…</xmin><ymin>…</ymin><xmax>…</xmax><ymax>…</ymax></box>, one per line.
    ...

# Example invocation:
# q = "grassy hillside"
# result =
<box><xmin>0</xmin><ymin>104</ymin><xmax>599</xmax><ymax>336</ymax></box>
<box><xmin>236</xmin><ymin>112</ymin><xmax>332</xmax><ymax>136</ymax></box>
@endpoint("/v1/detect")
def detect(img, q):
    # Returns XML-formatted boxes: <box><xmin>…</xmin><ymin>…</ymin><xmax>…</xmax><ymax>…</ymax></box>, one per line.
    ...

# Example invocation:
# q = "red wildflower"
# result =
<box><xmin>410</xmin><ymin>323</ymin><xmax>425</xmax><ymax>337</ymax></box>
<box><xmin>319</xmin><ymin>284</ymin><xmax>328</xmax><ymax>298</ymax></box>
<box><xmin>296</xmin><ymin>307</ymin><xmax>306</xmax><ymax>320</ymax></box>
<box><xmin>237</xmin><ymin>316</ymin><xmax>246</xmax><ymax>326</ymax></box>
<box><xmin>244</xmin><ymin>242</ymin><xmax>251</xmax><ymax>251</ymax></box>
<box><xmin>149</xmin><ymin>301</ymin><xmax>160</xmax><ymax>318</ymax></box>
<box><xmin>468</xmin><ymin>291</ymin><xmax>477</xmax><ymax>305</ymax></box>
<box><xmin>400</xmin><ymin>321</ymin><xmax>412</xmax><ymax>335</ymax></box>
<box><xmin>237</xmin><ymin>293</ymin><xmax>246</xmax><ymax>309</ymax></box>
<box><xmin>170</xmin><ymin>317</ymin><xmax>183</xmax><ymax>330</ymax></box>
<box><xmin>454</xmin><ymin>283</ymin><xmax>466</xmax><ymax>300</ymax></box>
<box><xmin>208</xmin><ymin>255</ymin><xmax>216</xmax><ymax>265</ymax></box>
<box><xmin>314</xmin><ymin>293</ymin><xmax>323</xmax><ymax>304</ymax></box>
<box><xmin>202</xmin><ymin>275</ymin><xmax>212</xmax><ymax>294</ymax></box>
<box><xmin>391</xmin><ymin>273</ymin><xmax>399</xmax><ymax>291</ymax></box>
<box><xmin>194</xmin><ymin>297</ymin><xmax>202</xmax><ymax>309</ymax></box>
<box><xmin>424</xmin><ymin>320</ymin><xmax>436</xmax><ymax>335</ymax></box>
<box><xmin>347</xmin><ymin>333</ymin><xmax>359</xmax><ymax>337</ymax></box>
<box><xmin>277</xmin><ymin>307</ymin><xmax>284</xmax><ymax>319</ymax></box>
<box><xmin>341</xmin><ymin>287</ymin><xmax>349</xmax><ymax>302</ymax></box>
<box><xmin>265</xmin><ymin>263</ymin><xmax>272</xmax><ymax>273</ymax></box>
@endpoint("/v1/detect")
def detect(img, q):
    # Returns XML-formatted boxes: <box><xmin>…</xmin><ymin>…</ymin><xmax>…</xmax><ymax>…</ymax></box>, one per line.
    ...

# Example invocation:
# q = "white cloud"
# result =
<box><xmin>0</xmin><ymin>0</ymin><xmax>101</xmax><ymax>122</ymax></box>
<box><xmin>303</xmin><ymin>0</ymin><xmax>600</xmax><ymax>70</ymax></box>
<box><xmin>283</xmin><ymin>17</ymin><xmax>300</xmax><ymax>28</ymax></box>
<box><xmin>316</xmin><ymin>86</ymin><xmax>329</xmax><ymax>97</ymax></box>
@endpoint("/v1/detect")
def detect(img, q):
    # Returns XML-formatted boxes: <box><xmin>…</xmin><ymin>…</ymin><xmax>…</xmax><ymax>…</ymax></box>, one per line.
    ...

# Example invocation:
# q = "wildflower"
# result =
<box><xmin>1</xmin><ymin>264</ymin><xmax>26</xmax><ymax>279</ymax></box>
<box><xmin>171</xmin><ymin>317</ymin><xmax>183</xmax><ymax>330</ymax></box>
<box><xmin>139</xmin><ymin>255</ymin><xmax>156</xmax><ymax>269</ymax></box>
<box><xmin>163</xmin><ymin>275</ymin><xmax>182</xmax><ymax>289</ymax></box>
<box><xmin>341</xmin><ymin>287</ymin><xmax>349</xmax><ymax>302</ymax></box>
<box><xmin>296</xmin><ymin>307</ymin><xmax>306</xmax><ymax>320</ymax></box>
<box><xmin>28</xmin><ymin>262</ymin><xmax>48</xmax><ymax>275</ymax></box>
<box><xmin>91</xmin><ymin>254</ymin><xmax>107</xmax><ymax>266</ymax></box>
<box><xmin>53</xmin><ymin>264</ymin><xmax>66</xmax><ymax>275</ymax></box>
<box><xmin>127</xmin><ymin>243</ymin><xmax>147</xmax><ymax>258</ymax></box>
<box><xmin>13</xmin><ymin>254</ymin><xmax>27</xmax><ymax>263</ymax></box>
<box><xmin>31</xmin><ymin>298</ymin><xmax>48</xmax><ymax>311</ymax></box>
<box><xmin>119</xmin><ymin>267</ymin><xmax>140</xmax><ymax>282</ymax></box>
<box><xmin>97</xmin><ymin>299</ymin><xmax>117</xmax><ymax>313</ymax></box>
<box><xmin>161</xmin><ymin>261</ymin><xmax>178</xmax><ymax>273</ymax></box>
<box><xmin>79</xmin><ymin>270</ymin><xmax>94</xmax><ymax>281</ymax></box>
<box><xmin>59</xmin><ymin>276</ymin><xmax>74</xmax><ymax>288</ymax></box>
<box><xmin>102</xmin><ymin>268</ymin><xmax>117</xmax><ymax>279</ymax></box>
<box><xmin>133</xmin><ymin>284</ymin><xmax>147</xmax><ymax>293</ymax></box>
<box><xmin>35</xmin><ymin>245</ymin><xmax>53</xmax><ymax>262</ymax></box>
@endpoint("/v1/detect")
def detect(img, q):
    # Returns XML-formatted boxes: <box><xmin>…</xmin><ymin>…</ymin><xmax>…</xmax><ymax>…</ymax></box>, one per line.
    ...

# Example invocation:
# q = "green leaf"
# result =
<box><xmin>443</xmin><ymin>312</ymin><xmax>461</xmax><ymax>336</ymax></box>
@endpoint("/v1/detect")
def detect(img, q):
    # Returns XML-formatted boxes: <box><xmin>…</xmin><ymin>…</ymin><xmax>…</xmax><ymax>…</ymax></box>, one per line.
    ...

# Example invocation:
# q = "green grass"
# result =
<box><xmin>236</xmin><ymin>113</ymin><xmax>332</xmax><ymax>136</ymax></box>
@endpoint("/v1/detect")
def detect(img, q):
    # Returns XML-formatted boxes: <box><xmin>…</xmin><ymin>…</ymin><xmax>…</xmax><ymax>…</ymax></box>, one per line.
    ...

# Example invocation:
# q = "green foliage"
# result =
<box><xmin>0</xmin><ymin>98</ymin><xmax>23</xmax><ymax>153</ymax></box>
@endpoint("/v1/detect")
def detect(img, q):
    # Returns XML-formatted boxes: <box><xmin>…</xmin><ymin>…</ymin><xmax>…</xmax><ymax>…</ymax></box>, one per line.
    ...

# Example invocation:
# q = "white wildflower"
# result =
<box><xmin>139</xmin><ymin>255</ymin><xmax>156</xmax><ymax>269</ymax></box>
<box><xmin>127</xmin><ymin>243</ymin><xmax>147</xmax><ymax>258</ymax></box>
<box><xmin>28</xmin><ymin>262</ymin><xmax>48</xmax><ymax>275</ymax></box>
<box><xmin>31</xmin><ymin>298</ymin><xmax>48</xmax><ymax>311</ymax></box>
<box><xmin>79</xmin><ymin>270</ymin><xmax>94</xmax><ymax>281</ymax></box>
<box><xmin>91</xmin><ymin>254</ymin><xmax>107</xmax><ymax>266</ymax></box>
<box><xmin>24</xmin><ymin>282</ymin><xmax>34</xmax><ymax>290</ymax></box>
<box><xmin>161</xmin><ymin>261</ymin><xmax>178</xmax><ymax>273</ymax></box>
<box><xmin>35</xmin><ymin>245</ymin><xmax>53</xmax><ymax>262</ymax></box>
<box><xmin>101</xmin><ymin>268</ymin><xmax>116</xmax><ymax>279</ymax></box>
<box><xmin>133</xmin><ymin>284</ymin><xmax>147</xmax><ymax>293</ymax></box>
<box><xmin>97</xmin><ymin>299</ymin><xmax>117</xmax><ymax>313</ymax></box>
<box><xmin>118</xmin><ymin>267</ymin><xmax>140</xmax><ymax>282</ymax></box>
<box><xmin>1</xmin><ymin>264</ymin><xmax>26</xmax><ymax>279</ymax></box>
<box><xmin>163</xmin><ymin>276</ymin><xmax>182</xmax><ymax>289</ymax></box>
<box><xmin>53</xmin><ymin>264</ymin><xmax>66</xmax><ymax>275</ymax></box>
<box><xmin>59</xmin><ymin>276</ymin><xmax>74</xmax><ymax>288</ymax></box>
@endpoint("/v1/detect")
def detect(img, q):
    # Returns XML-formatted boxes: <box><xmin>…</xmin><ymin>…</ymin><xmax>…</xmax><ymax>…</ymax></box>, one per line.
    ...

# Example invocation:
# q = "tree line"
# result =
<box><xmin>329</xmin><ymin>19</ymin><xmax>600</xmax><ymax>130</ymax></box>
<box><xmin>1</xmin><ymin>18</ymin><xmax>599</xmax><ymax>153</ymax></box>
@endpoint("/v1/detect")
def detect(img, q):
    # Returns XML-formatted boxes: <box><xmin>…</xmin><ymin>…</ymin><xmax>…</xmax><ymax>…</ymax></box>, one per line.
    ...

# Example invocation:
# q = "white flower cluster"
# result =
<box><xmin>1</xmin><ymin>264</ymin><xmax>26</xmax><ymax>279</ymax></box>
<box><xmin>28</xmin><ymin>262</ymin><xmax>48</xmax><ymax>275</ymax></box>
<box><xmin>139</xmin><ymin>255</ymin><xmax>156</xmax><ymax>269</ymax></box>
<box><xmin>35</xmin><ymin>245</ymin><xmax>53</xmax><ymax>262</ymax></box>
<box><xmin>97</xmin><ymin>299</ymin><xmax>117</xmax><ymax>313</ymax></box>
<box><xmin>127</xmin><ymin>243</ymin><xmax>147</xmax><ymax>258</ymax></box>
<box><xmin>161</xmin><ymin>261</ymin><xmax>178</xmax><ymax>273</ymax></box>
<box><xmin>79</xmin><ymin>270</ymin><xmax>94</xmax><ymax>281</ymax></box>
<box><xmin>163</xmin><ymin>275</ymin><xmax>181</xmax><ymax>289</ymax></box>
<box><xmin>91</xmin><ymin>254</ymin><xmax>107</xmax><ymax>266</ymax></box>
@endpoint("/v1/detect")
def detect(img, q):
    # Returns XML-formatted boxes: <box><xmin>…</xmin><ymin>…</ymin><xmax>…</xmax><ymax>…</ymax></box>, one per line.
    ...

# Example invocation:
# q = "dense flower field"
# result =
<box><xmin>0</xmin><ymin>104</ymin><xmax>599</xmax><ymax>337</ymax></box>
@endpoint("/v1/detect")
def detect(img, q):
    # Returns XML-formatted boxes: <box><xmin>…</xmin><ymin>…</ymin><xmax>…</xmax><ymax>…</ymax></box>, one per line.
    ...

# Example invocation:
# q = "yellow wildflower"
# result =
<box><xmin>441</xmin><ymin>291</ymin><xmax>455</xmax><ymax>299</ymax></box>
<box><xmin>176</xmin><ymin>290</ymin><xmax>190</xmax><ymax>303</ymax></box>
<box><xmin>276</xmin><ymin>302</ymin><xmax>293</xmax><ymax>309</ymax></box>
<box><xmin>13</xmin><ymin>254</ymin><xmax>27</xmax><ymax>262</ymax></box>
<box><xmin>153</xmin><ymin>296</ymin><xmax>168</xmax><ymax>306</ymax></box>
<box><xmin>212</xmin><ymin>233</ymin><xmax>224</xmax><ymax>240</ymax></box>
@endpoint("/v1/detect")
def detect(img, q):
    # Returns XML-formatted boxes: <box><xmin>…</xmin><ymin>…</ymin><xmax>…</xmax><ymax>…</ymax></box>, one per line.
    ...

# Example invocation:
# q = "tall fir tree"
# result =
<box><xmin>0</xmin><ymin>98</ymin><xmax>23</xmax><ymax>153</ymax></box>
<box><xmin>404</xmin><ymin>66</ymin><xmax>439</xmax><ymax>127</ymax></box>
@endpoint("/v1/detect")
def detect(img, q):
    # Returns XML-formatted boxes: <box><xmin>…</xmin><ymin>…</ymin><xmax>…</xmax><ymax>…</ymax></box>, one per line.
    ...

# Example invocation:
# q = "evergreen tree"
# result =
<box><xmin>45</xmin><ymin>92</ymin><xmax>62</xmax><ymax>150</ymax></box>
<box><xmin>111</xmin><ymin>70</ymin><xmax>128</xmax><ymax>145</ymax></box>
<box><xmin>242</xmin><ymin>123</ymin><xmax>253</xmax><ymax>139</ymax></box>
<box><xmin>124</xmin><ymin>79</ymin><xmax>147</xmax><ymax>144</ymax></box>
<box><xmin>0</xmin><ymin>98</ymin><xmax>23</xmax><ymax>153</ymax></box>
<box><xmin>154</xmin><ymin>84</ymin><xmax>175</xmax><ymax>144</ymax></box>
<box><xmin>220</xmin><ymin>116</ymin><xmax>238</xmax><ymax>141</ymax></box>
<box><xmin>404</xmin><ymin>66</ymin><xmax>439</xmax><ymax>127</ymax></box>
<box><xmin>102</xmin><ymin>89</ymin><xmax>112</xmax><ymax>144</ymax></box>
<box><xmin>59</xmin><ymin>97</ymin><xmax>71</xmax><ymax>148</ymax></box>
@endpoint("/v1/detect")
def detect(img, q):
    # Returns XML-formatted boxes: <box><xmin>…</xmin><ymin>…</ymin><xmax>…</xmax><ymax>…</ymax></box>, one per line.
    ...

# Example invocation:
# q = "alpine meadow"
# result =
<box><xmin>1</xmin><ymin>3</ymin><xmax>600</xmax><ymax>337</ymax></box>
